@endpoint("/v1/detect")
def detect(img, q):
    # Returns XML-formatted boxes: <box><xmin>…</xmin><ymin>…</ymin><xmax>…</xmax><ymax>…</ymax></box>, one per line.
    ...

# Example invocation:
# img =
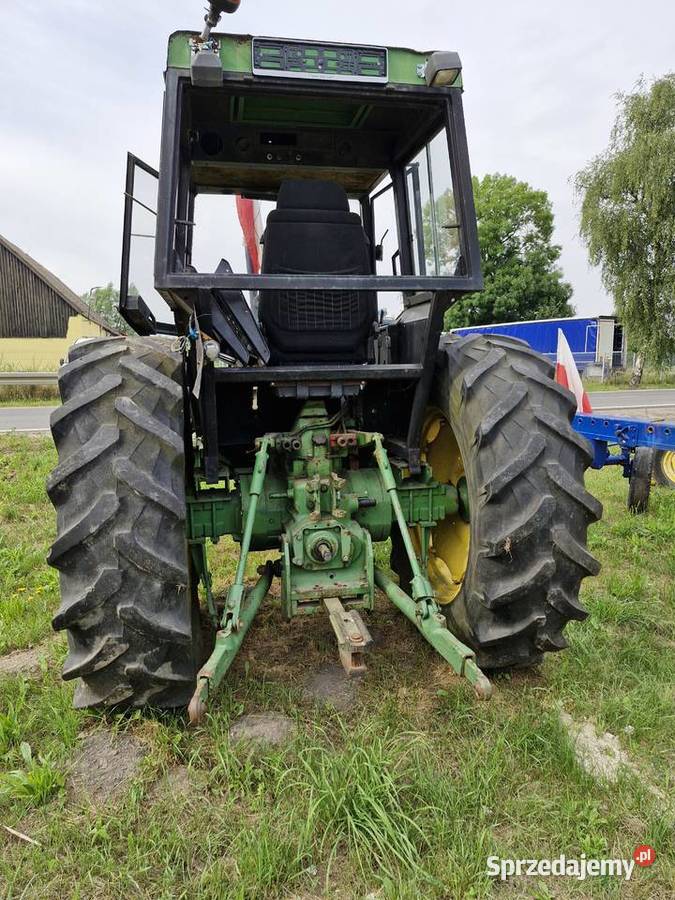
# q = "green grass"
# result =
<box><xmin>0</xmin><ymin>435</ymin><xmax>673</xmax><ymax>898</ymax></box>
<box><xmin>584</xmin><ymin>368</ymin><xmax>675</xmax><ymax>392</ymax></box>
<box><xmin>0</xmin><ymin>398</ymin><xmax>59</xmax><ymax>408</ymax></box>
<box><xmin>0</xmin><ymin>364</ymin><xmax>59</xmax><ymax>405</ymax></box>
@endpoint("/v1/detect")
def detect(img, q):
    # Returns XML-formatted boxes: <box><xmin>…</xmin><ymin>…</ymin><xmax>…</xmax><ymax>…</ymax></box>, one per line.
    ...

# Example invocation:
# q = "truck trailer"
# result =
<box><xmin>452</xmin><ymin>315</ymin><xmax>626</xmax><ymax>376</ymax></box>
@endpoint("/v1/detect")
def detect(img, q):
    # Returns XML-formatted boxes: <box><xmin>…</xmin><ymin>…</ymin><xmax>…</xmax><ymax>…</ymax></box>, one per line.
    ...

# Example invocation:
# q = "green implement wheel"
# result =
<box><xmin>47</xmin><ymin>336</ymin><xmax>208</xmax><ymax>709</ymax></box>
<box><xmin>392</xmin><ymin>333</ymin><xmax>602</xmax><ymax>670</ymax></box>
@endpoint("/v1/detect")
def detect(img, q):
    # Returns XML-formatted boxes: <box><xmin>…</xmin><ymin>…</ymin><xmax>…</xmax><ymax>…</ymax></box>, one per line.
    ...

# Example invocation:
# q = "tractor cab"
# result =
<box><xmin>120</xmin><ymin>28</ymin><xmax>482</xmax><ymax>477</ymax></box>
<box><xmin>121</xmin><ymin>33</ymin><xmax>480</xmax><ymax>353</ymax></box>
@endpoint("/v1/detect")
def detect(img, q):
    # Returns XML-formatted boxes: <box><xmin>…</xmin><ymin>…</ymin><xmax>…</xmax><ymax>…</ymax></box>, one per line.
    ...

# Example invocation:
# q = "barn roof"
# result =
<box><xmin>0</xmin><ymin>233</ymin><xmax>117</xmax><ymax>337</ymax></box>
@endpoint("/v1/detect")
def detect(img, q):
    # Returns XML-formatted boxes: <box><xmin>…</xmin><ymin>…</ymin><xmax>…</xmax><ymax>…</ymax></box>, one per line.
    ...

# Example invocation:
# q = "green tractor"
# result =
<box><xmin>47</xmin><ymin>1</ymin><xmax>601</xmax><ymax>722</ymax></box>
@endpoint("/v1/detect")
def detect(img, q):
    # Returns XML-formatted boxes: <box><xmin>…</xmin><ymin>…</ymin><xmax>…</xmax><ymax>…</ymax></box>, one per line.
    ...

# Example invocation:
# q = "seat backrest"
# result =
<box><xmin>259</xmin><ymin>179</ymin><xmax>377</xmax><ymax>364</ymax></box>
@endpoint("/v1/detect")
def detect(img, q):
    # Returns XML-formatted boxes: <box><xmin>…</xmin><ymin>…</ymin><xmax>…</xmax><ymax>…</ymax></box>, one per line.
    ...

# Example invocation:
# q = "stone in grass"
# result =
<box><xmin>228</xmin><ymin>713</ymin><xmax>295</xmax><ymax>746</ymax></box>
<box><xmin>560</xmin><ymin>712</ymin><xmax>630</xmax><ymax>783</ymax></box>
<box><xmin>68</xmin><ymin>731</ymin><xmax>147</xmax><ymax>807</ymax></box>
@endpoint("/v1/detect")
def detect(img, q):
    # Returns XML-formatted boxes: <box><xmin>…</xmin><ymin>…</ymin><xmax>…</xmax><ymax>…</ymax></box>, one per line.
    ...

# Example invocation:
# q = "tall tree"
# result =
<box><xmin>82</xmin><ymin>283</ymin><xmax>132</xmax><ymax>335</ymax></box>
<box><xmin>575</xmin><ymin>75</ymin><xmax>675</xmax><ymax>370</ymax></box>
<box><xmin>443</xmin><ymin>174</ymin><xmax>574</xmax><ymax>328</ymax></box>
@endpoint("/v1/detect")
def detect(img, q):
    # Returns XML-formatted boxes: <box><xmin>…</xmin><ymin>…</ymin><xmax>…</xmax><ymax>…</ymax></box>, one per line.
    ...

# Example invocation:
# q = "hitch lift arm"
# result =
<box><xmin>371</xmin><ymin>435</ymin><xmax>492</xmax><ymax>700</ymax></box>
<box><xmin>188</xmin><ymin>435</ymin><xmax>272</xmax><ymax>725</ymax></box>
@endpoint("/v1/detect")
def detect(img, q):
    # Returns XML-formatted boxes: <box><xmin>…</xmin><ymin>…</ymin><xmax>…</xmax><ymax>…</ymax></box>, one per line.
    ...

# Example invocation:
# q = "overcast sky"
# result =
<box><xmin>0</xmin><ymin>0</ymin><xmax>673</xmax><ymax>317</ymax></box>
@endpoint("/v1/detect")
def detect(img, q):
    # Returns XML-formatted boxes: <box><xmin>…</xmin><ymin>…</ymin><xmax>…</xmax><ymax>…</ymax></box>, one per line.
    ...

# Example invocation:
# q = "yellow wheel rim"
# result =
<box><xmin>662</xmin><ymin>451</ymin><xmax>675</xmax><ymax>486</ymax></box>
<box><xmin>416</xmin><ymin>409</ymin><xmax>471</xmax><ymax>604</ymax></box>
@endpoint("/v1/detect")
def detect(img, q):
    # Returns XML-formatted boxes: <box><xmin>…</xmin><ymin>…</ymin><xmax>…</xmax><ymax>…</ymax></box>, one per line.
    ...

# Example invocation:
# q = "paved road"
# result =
<box><xmin>587</xmin><ymin>388</ymin><xmax>675</xmax><ymax>420</ymax></box>
<box><xmin>0</xmin><ymin>406</ymin><xmax>57</xmax><ymax>433</ymax></box>
<box><xmin>587</xmin><ymin>388</ymin><xmax>675</xmax><ymax>411</ymax></box>
<box><xmin>0</xmin><ymin>388</ymin><xmax>673</xmax><ymax>434</ymax></box>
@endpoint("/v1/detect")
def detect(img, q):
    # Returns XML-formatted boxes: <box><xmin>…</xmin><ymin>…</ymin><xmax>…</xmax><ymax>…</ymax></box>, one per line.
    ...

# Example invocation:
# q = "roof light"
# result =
<box><xmin>424</xmin><ymin>51</ymin><xmax>462</xmax><ymax>88</ymax></box>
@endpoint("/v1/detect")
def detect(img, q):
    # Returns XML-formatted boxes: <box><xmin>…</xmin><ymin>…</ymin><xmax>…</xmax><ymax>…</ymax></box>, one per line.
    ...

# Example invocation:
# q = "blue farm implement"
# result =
<box><xmin>575</xmin><ymin>412</ymin><xmax>675</xmax><ymax>513</ymax></box>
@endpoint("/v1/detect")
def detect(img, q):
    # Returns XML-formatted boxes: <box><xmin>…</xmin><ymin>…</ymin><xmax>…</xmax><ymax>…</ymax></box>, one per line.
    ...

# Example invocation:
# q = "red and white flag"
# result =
<box><xmin>235</xmin><ymin>196</ymin><xmax>264</xmax><ymax>274</ymax></box>
<box><xmin>555</xmin><ymin>328</ymin><xmax>592</xmax><ymax>412</ymax></box>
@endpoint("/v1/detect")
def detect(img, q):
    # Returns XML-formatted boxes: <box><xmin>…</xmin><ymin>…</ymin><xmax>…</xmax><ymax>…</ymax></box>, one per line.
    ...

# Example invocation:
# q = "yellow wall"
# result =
<box><xmin>0</xmin><ymin>316</ymin><xmax>109</xmax><ymax>370</ymax></box>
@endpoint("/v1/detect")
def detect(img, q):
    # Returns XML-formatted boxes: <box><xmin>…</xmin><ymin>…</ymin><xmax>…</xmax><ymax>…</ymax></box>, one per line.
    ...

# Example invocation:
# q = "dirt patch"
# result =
<box><xmin>229</xmin><ymin>713</ymin><xmax>295</xmax><ymax>746</ymax></box>
<box><xmin>68</xmin><ymin>731</ymin><xmax>147</xmax><ymax>807</ymax></box>
<box><xmin>0</xmin><ymin>641</ymin><xmax>53</xmax><ymax>679</ymax></box>
<box><xmin>147</xmin><ymin>765</ymin><xmax>206</xmax><ymax>804</ymax></box>
<box><xmin>233</xmin><ymin>601</ymin><xmax>334</xmax><ymax>683</ymax></box>
<box><xmin>303</xmin><ymin>662</ymin><xmax>362</xmax><ymax>712</ymax></box>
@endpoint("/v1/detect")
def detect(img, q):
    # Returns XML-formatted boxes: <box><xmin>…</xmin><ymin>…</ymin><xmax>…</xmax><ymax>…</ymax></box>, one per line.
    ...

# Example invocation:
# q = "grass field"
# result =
<box><xmin>583</xmin><ymin>382</ymin><xmax>675</xmax><ymax>393</ymax></box>
<box><xmin>583</xmin><ymin>369</ymin><xmax>675</xmax><ymax>392</ymax></box>
<box><xmin>0</xmin><ymin>399</ymin><xmax>58</xmax><ymax>408</ymax></box>
<box><xmin>0</xmin><ymin>435</ymin><xmax>673</xmax><ymax>898</ymax></box>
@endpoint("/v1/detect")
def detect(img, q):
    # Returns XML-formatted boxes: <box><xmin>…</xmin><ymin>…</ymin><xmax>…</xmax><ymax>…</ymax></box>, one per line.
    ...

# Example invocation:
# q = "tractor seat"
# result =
<box><xmin>258</xmin><ymin>179</ymin><xmax>377</xmax><ymax>365</ymax></box>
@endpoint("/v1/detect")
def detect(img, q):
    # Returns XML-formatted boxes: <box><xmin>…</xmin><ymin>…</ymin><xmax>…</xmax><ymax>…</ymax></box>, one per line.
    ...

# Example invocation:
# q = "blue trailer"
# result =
<box><xmin>574</xmin><ymin>413</ymin><xmax>675</xmax><ymax>512</ymax></box>
<box><xmin>452</xmin><ymin>315</ymin><xmax>626</xmax><ymax>375</ymax></box>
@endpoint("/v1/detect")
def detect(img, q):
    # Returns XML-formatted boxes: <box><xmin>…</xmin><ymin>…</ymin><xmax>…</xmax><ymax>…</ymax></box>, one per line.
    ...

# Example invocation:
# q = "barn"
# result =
<box><xmin>0</xmin><ymin>234</ymin><xmax>116</xmax><ymax>370</ymax></box>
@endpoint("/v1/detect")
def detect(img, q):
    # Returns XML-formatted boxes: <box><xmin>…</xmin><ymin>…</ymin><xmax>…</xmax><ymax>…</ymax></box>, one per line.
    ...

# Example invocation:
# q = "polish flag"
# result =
<box><xmin>555</xmin><ymin>328</ymin><xmax>593</xmax><ymax>412</ymax></box>
<box><xmin>235</xmin><ymin>196</ymin><xmax>264</xmax><ymax>274</ymax></box>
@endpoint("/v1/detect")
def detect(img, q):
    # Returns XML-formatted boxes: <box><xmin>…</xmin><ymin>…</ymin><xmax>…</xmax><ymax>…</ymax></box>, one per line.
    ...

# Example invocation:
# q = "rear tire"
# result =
<box><xmin>393</xmin><ymin>333</ymin><xmax>602</xmax><ymax>670</ymax></box>
<box><xmin>627</xmin><ymin>447</ymin><xmax>655</xmax><ymax>514</ymax></box>
<box><xmin>48</xmin><ymin>336</ymin><xmax>205</xmax><ymax>709</ymax></box>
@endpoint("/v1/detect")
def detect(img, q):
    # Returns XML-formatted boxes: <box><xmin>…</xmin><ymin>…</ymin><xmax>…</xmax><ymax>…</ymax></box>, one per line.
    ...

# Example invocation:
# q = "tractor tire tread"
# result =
<box><xmin>48</xmin><ymin>335</ymin><xmax>201</xmax><ymax>709</ymax></box>
<box><xmin>422</xmin><ymin>333</ymin><xmax>601</xmax><ymax>669</ymax></box>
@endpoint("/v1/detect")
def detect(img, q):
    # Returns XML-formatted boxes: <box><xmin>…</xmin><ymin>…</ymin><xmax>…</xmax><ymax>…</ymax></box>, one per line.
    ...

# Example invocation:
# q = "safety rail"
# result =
<box><xmin>0</xmin><ymin>373</ymin><xmax>59</xmax><ymax>386</ymax></box>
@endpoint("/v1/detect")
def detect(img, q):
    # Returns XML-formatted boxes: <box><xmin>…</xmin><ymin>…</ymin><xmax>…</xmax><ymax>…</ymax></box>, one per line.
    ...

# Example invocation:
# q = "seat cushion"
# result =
<box><xmin>259</xmin><ymin>179</ymin><xmax>377</xmax><ymax>364</ymax></box>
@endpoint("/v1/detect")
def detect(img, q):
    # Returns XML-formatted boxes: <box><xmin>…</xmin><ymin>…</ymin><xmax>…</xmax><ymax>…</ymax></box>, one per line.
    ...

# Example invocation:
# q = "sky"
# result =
<box><xmin>0</xmin><ymin>0</ymin><xmax>673</xmax><ymax>317</ymax></box>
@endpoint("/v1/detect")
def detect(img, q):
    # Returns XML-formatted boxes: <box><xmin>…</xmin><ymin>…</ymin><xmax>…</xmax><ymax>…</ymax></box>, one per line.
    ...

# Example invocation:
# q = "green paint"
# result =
<box><xmin>277</xmin><ymin>402</ymin><xmax>375</xmax><ymax>617</ymax></box>
<box><xmin>166</xmin><ymin>31</ymin><xmax>462</xmax><ymax>88</ymax></box>
<box><xmin>186</xmin><ymin>412</ymin><xmax>453</xmax><ymax>581</ymax></box>
<box><xmin>222</xmin><ymin>436</ymin><xmax>272</xmax><ymax>634</ymax></box>
<box><xmin>372</xmin><ymin>434</ymin><xmax>434</xmax><ymax>607</ymax></box>
<box><xmin>187</xmin><ymin>489</ymin><xmax>240</xmax><ymax>540</ymax></box>
<box><xmin>186</xmin><ymin>401</ymin><xmax>484</xmax><ymax>713</ymax></box>
<box><xmin>397</xmin><ymin>479</ymin><xmax>459</xmax><ymax>526</ymax></box>
<box><xmin>167</xmin><ymin>31</ymin><xmax>252</xmax><ymax>73</ymax></box>
<box><xmin>387</xmin><ymin>47</ymin><xmax>428</xmax><ymax>87</ymax></box>
<box><xmin>192</xmin><ymin>564</ymin><xmax>274</xmax><ymax>711</ymax></box>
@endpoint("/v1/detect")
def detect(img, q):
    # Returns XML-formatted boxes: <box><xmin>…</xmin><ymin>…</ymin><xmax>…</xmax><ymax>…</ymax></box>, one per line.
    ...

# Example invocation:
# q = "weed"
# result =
<box><xmin>0</xmin><ymin>742</ymin><xmax>64</xmax><ymax>807</ymax></box>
